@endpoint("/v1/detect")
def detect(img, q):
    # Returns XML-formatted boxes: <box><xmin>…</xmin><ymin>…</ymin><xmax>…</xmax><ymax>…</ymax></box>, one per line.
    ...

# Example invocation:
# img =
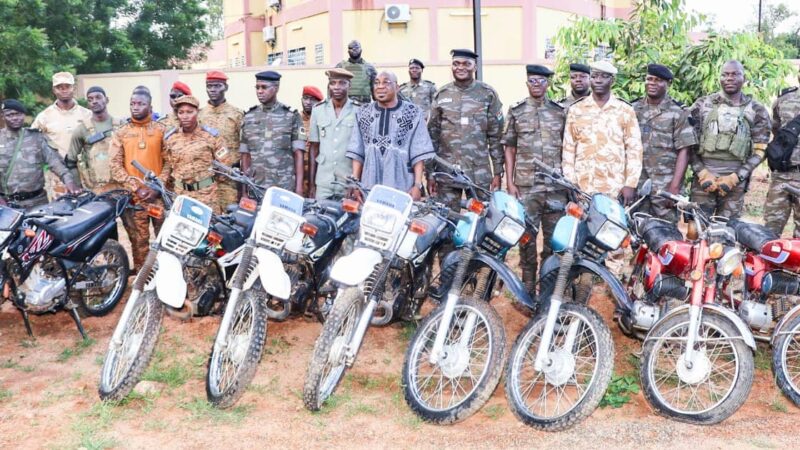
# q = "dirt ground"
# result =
<box><xmin>1</xmin><ymin>169</ymin><xmax>797</xmax><ymax>450</ymax></box>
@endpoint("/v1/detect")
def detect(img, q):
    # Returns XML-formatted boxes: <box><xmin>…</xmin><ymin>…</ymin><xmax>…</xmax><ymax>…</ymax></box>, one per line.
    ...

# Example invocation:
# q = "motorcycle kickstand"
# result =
<box><xmin>67</xmin><ymin>307</ymin><xmax>88</xmax><ymax>340</ymax></box>
<box><xmin>19</xmin><ymin>309</ymin><xmax>34</xmax><ymax>337</ymax></box>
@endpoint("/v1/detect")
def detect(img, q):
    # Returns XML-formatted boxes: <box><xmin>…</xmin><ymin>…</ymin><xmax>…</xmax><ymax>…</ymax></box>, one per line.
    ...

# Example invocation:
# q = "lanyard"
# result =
<box><xmin>3</xmin><ymin>131</ymin><xmax>26</xmax><ymax>194</ymax></box>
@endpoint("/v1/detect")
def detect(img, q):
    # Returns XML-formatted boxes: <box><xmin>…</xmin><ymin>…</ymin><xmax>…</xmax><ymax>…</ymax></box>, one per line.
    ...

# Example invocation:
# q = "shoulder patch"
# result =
<box><xmin>779</xmin><ymin>86</ymin><xmax>799</xmax><ymax>97</ymax></box>
<box><xmin>164</xmin><ymin>127</ymin><xmax>178</xmax><ymax>140</ymax></box>
<box><xmin>201</xmin><ymin>125</ymin><xmax>219</xmax><ymax>137</ymax></box>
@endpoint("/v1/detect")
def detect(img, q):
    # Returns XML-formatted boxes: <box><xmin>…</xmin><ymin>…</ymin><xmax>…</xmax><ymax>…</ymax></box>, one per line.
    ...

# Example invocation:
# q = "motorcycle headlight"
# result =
<box><xmin>361</xmin><ymin>209</ymin><xmax>397</xmax><ymax>233</ymax></box>
<box><xmin>265</xmin><ymin>211</ymin><xmax>301</xmax><ymax>238</ymax></box>
<box><xmin>174</xmin><ymin>222</ymin><xmax>204</xmax><ymax>246</ymax></box>
<box><xmin>595</xmin><ymin>220</ymin><xmax>627</xmax><ymax>250</ymax></box>
<box><xmin>717</xmin><ymin>248</ymin><xmax>743</xmax><ymax>276</ymax></box>
<box><xmin>493</xmin><ymin>216</ymin><xmax>525</xmax><ymax>246</ymax></box>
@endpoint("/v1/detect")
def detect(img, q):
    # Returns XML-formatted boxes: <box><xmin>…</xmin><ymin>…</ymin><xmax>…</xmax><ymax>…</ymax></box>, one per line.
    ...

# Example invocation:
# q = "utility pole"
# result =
<box><xmin>473</xmin><ymin>0</ymin><xmax>483</xmax><ymax>80</ymax></box>
<box><xmin>758</xmin><ymin>0</ymin><xmax>762</xmax><ymax>33</ymax></box>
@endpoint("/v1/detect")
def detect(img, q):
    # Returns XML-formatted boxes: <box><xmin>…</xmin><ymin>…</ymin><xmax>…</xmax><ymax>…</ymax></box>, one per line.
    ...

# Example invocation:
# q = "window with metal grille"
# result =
<box><xmin>287</xmin><ymin>47</ymin><xmax>306</xmax><ymax>66</ymax></box>
<box><xmin>267</xmin><ymin>52</ymin><xmax>283</xmax><ymax>65</ymax></box>
<box><xmin>314</xmin><ymin>44</ymin><xmax>324</xmax><ymax>65</ymax></box>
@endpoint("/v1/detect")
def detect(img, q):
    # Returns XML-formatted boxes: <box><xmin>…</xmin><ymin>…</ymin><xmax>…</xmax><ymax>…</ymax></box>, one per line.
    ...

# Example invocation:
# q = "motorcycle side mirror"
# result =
<box><xmin>638</xmin><ymin>179</ymin><xmax>653</xmax><ymax>197</ymax></box>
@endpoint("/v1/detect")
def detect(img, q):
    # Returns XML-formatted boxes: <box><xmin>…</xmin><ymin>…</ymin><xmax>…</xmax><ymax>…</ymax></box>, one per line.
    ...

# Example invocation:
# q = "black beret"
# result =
<box><xmin>409</xmin><ymin>58</ymin><xmax>424</xmax><ymax>69</ymax></box>
<box><xmin>255</xmin><ymin>71</ymin><xmax>281</xmax><ymax>82</ymax></box>
<box><xmin>450</xmin><ymin>49</ymin><xmax>478</xmax><ymax>60</ymax></box>
<box><xmin>2</xmin><ymin>99</ymin><xmax>27</xmax><ymax>115</ymax></box>
<box><xmin>647</xmin><ymin>63</ymin><xmax>674</xmax><ymax>81</ymax></box>
<box><xmin>569</xmin><ymin>63</ymin><xmax>591</xmax><ymax>74</ymax></box>
<box><xmin>526</xmin><ymin>64</ymin><xmax>554</xmax><ymax>77</ymax></box>
<box><xmin>86</xmin><ymin>86</ymin><xmax>107</xmax><ymax>97</ymax></box>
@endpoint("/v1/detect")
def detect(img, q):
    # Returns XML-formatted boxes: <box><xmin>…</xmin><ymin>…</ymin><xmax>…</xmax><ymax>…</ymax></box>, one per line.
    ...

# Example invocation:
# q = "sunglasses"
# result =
<box><xmin>170</xmin><ymin>93</ymin><xmax>183</xmax><ymax>99</ymax></box>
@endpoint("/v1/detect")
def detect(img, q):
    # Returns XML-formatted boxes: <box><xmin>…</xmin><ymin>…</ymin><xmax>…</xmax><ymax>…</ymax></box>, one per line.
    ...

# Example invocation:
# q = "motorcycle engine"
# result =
<box><xmin>630</xmin><ymin>300</ymin><xmax>660</xmax><ymax>331</ymax></box>
<box><xmin>20</xmin><ymin>262</ymin><xmax>66</xmax><ymax>312</ymax></box>
<box><xmin>739</xmin><ymin>300</ymin><xmax>772</xmax><ymax>331</ymax></box>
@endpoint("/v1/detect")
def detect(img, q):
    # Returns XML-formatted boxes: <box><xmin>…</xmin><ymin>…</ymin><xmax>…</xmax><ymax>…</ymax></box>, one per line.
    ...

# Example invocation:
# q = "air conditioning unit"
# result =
<box><xmin>385</xmin><ymin>4</ymin><xmax>411</xmax><ymax>23</ymax></box>
<box><xmin>268</xmin><ymin>0</ymin><xmax>281</xmax><ymax>11</ymax></box>
<box><xmin>263</xmin><ymin>26</ymin><xmax>276</xmax><ymax>45</ymax></box>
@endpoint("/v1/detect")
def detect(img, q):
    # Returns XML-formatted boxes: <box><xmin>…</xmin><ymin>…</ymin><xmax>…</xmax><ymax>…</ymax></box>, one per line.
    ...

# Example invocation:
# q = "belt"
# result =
<box><xmin>176</xmin><ymin>177</ymin><xmax>214</xmax><ymax>192</ymax></box>
<box><xmin>0</xmin><ymin>189</ymin><xmax>45</xmax><ymax>201</ymax></box>
<box><xmin>777</xmin><ymin>166</ymin><xmax>800</xmax><ymax>173</ymax></box>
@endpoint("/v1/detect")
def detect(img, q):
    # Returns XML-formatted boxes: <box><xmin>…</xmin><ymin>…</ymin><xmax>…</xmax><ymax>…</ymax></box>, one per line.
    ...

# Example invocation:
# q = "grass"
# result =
<box><xmin>600</xmin><ymin>373</ymin><xmax>640</xmax><ymax>408</ymax></box>
<box><xmin>315</xmin><ymin>391</ymin><xmax>352</xmax><ymax>414</ymax></box>
<box><xmin>754</xmin><ymin>346</ymin><xmax>771</xmax><ymax>371</ymax></box>
<box><xmin>345</xmin><ymin>401</ymin><xmax>379</xmax><ymax>417</ymax></box>
<box><xmin>67</xmin><ymin>401</ymin><xmax>123</xmax><ymax>450</ymax></box>
<box><xmin>400</xmin><ymin>322</ymin><xmax>417</xmax><ymax>341</ymax></box>
<box><xmin>20</xmin><ymin>339</ymin><xmax>38</xmax><ymax>348</ymax></box>
<box><xmin>179</xmin><ymin>397</ymin><xmax>254</xmax><ymax>425</ymax></box>
<box><xmin>0</xmin><ymin>359</ymin><xmax>36</xmax><ymax>372</ymax></box>
<box><xmin>769</xmin><ymin>397</ymin><xmax>789</xmax><ymax>413</ymax></box>
<box><xmin>482</xmin><ymin>404</ymin><xmax>505</xmax><ymax>420</ymax></box>
<box><xmin>264</xmin><ymin>337</ymin><xmax>291</xmax><ymax>355</ymax></box>
<box><xmin>141</xmin><ymin>360</ymin><xmax>190</xmax><ymax>388</ymax></box>
<box><xmin>56</xmin><ymin>337</ymin><xmax>96</xmax><ymax>363</ymax></box>
<box><xmin>0</xmin><ymin>387</ymin><xmax>12</xmax><ymax>402</ymax></box>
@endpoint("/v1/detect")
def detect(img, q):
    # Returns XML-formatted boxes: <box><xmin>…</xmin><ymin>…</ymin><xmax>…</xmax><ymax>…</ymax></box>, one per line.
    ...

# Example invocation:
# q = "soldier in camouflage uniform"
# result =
<box><xmin>198</xmin><ymin>71</ymin><xmax>244</xmax><ymax>210</ymax></box>
<box><xmin>300</xmin><ymin>86</ymin><xmax>324</xmax><ymax>197</ymax></box>
<box><xmin>161</xmin><ymin>96</ymin><xmax>233</xmax><ymax>213</ymax></box>
<box><xmin>67</xmin><ymin>86</ymin><xmax>124</xmax><ymax>193</ymax></box>
<box><xmin>765</xmin><ymin>72</ymin><xmax>800</xmax><ymax>237</ymax></box>
<box><xmin>558</xmin><ymin>63</ymin><xmax>591</xmax><ymax>108</ymax></box>
<box><xmin>159</xmin><ymin>81</ymin><xmax>192</xmax><ymax>130</ymax></box>
<box><xmin>240</xmin><ymin>71</ymin><xmax>305</xmax><ymax>195</ymax></box>
<box><xmin>428</xmin><ymin>49</ymin><xmax>504</xmax><ymax>206</ymax></box>
<box><xmin>631</xmin><ymin>64</ymin><xmax>697</xmax><ymax>221</ymax></box>
<box><xmin>689</xmin><ymin>60</ymin><xmax>771</xmax><ymax>227</ymax></box>
<box><xmin>503</xmin><ymin>65</ymin><xmax>567</xmax><ymax>293</ymax></box>
<box><xmin>399</xmin><ymin>59</ymin><xmax>437</xmax><ymax>119</ymax></box>
<box><xmin>0</xmin><ymin>99</ymin><xmax>79</xmax><ymax>208</ymax></box>
<box><xmin>335</xmin><ymin>40</ymin><xmax>377</xmax><ymax>104</ymax></box>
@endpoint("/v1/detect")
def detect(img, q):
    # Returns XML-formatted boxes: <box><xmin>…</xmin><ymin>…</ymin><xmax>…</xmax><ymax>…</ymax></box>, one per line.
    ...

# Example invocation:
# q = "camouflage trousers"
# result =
<box><xmin>638</xmin><ymin>174</ymin><xmax>678</xmax><ymax>222</ymax></box>
<box><xmin>765</xmin><ymin>171</ymin><xmax>800</xmax><ymax>237</ymax></box>
<box><xmin>689</xmin><ymin>175</ymin><xmax>745</xmax><ymax>219</ymax></box>
<box><xmin>216</xmin><ymin>179</ymin><xmax>239</xmax><ymax>213</ymax></box>
<box><xmin>121</xmin><ymin>199</ymin><xmax>164</xmax><ymax>270</ymax></box>
<box><xmin>177</xmin><ymin>184</ymin><xmax>222</xmax><ymax>215</ymax></box>
<box><xmin>519</xmin><ymin>190</ymin><xmax>567</xmax><ymax>293</ymax></box>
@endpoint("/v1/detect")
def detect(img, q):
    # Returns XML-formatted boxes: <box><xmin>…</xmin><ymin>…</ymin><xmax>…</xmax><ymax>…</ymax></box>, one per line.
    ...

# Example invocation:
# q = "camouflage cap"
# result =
<box><xmin>173</xmin><ymin>95</ymin><xmax>200</xmax><ymax>108</ymax></box>
<box><xmin>325</xmin><ymin>68</ymin><xmax>354</xmax><ymax>80</ymax></box>
<box><xmin>52</xmin><ymin>72</ymin><xmax>75</xmax><ymax>86</ymax></box>
<box><xmin>589</xmin><ymin>60</ymin><xmax>618</xmax><ymax>75</ymax></box>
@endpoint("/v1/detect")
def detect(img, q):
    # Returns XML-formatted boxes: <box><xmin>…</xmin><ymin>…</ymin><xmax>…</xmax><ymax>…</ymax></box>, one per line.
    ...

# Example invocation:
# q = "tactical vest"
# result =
<box><xmin>698</xmin><ymin>103</ymin><xmax>751</xmax><ymax>161</ymax></box>
<box><xmin>78</xmin><ymin>118</ymin><xmax>119</xmax><ymax>189</ymax></box>
<box><xmin>341</xmin><ymin>60</ymin><xmax>371</xmax><ymax>99</ymax></box>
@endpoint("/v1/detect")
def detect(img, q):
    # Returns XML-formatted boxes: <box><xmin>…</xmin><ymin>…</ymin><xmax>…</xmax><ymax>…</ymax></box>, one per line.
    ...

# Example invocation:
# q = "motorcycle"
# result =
<box><xmin>206</xmin><ymin>163</ymin><xmax>359</xmax><ymax>408</ymax></box>
<box><xmin>638</xmin><ymin>190</ymin><xmax>755</xmax><ymax>425</ymax></box>
<box><xmin>0</xmin><ymin>191</ymin><xmax>132</xmax><ymax>338</ymax></box>
<box><xmin>303</xmin><ymin>179</ymin><xmax>454</xmax><ymax>411</ymax></box>
<box><xmin>402</xmin><ymin>156</ymin><xmax>536</xmax><ymax>424</ymax></box>
<box><xmin>99</xmin><ymin>161</ymin><xmax>254</xmax><ymax>401</ymax></box>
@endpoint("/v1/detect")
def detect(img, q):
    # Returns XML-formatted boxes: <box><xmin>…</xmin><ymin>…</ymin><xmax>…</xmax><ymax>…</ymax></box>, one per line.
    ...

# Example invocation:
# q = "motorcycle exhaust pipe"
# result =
<box><xmin>369</xmin><ymin>300</ymin><xmax>394</xmax><ymax>326</ymax></box>
<box><xmin>762</xmin><ymin>272</ymin><xmax>800</xmax><ymax>296</ymax></box>
<box><xmin>265</xmin><ymin>298</ymin><xmax>291</xmax><ymax>321</ymax></box>
<box><xmin>649</xmin><ymin>274</ymin><xmax>689</xmax><ymax>299</ymax></box>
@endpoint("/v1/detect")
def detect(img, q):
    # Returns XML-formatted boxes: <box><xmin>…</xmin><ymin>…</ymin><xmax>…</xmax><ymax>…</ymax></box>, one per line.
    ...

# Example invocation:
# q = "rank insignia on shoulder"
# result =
<box><xmin>201</xmin><ymin>125</ymin><xmax>220</xmax><ymax>136</ymax></box>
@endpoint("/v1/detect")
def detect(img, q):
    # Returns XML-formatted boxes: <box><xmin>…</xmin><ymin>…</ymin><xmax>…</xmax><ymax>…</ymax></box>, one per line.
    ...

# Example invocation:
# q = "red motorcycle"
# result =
<box><xmin>629</xmin><ymin>191</ymin><xmax>755</xmax><ymax>425</ymax></box>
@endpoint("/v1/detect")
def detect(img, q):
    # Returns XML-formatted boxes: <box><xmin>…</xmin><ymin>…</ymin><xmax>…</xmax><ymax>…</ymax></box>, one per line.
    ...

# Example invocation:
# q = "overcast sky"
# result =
<box><xmin>685</xmin><ymin>0</ymin><xmax>800</xmax><ymax>32</ymax></box>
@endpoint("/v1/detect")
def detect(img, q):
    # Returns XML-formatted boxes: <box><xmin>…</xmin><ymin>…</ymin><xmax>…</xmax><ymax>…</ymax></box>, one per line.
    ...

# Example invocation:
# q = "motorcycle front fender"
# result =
<box><xmin>330</xmin><ymin>247</ymin><xmax>382</xmax><ymax>286</ymax></box>
<box><xmin>439</xmin><ymin>250</ymin><xmax>535</xmax><ymax>309</ymax></box>
<box><xmin>154</xmin><ymin>252</ymin><xmax>186</xmax><ymax>308</ymax></box>
<box><xmin>539</xmin><ymin>254</ymin><xmax>633</xmax><ymax>313</ymax></box>
<box><xmin>648</xmin><ymin>303</ymin><xmax>757</xmax><ymax>350</ymax></box>
<box><xmin>251</xmin><ymin>247</ymin><xmax>290</xmax><ymax>300</ymax></box>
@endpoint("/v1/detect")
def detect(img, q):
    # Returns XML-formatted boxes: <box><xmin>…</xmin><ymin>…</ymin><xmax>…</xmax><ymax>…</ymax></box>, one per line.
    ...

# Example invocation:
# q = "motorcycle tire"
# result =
<box><xmin>504</xmin><ymin>302</ymin><xmax>614</xmax><ymax>431</ymax></box>
<box><xmin>402</xmin><ymin>296</ymin><xmax>505</xmax><ymax>424</ymax></box>
<box><xmin>640</xmin><ymin>311</ymin><xmax>754</xmax><ymax>425</ymax></box>
<box><xmin>77</xmin><ymin>240</ymin><xmax>130</xmax><ymax>317</ymax></box>
<box><xmin>206</xmin><ymin>286</ymin><xmax>268</xmax><ymax>409</ymax></box>
<box><xmin>303</xmin><ymin>287</ymin><xmax>362</xmax><ymax>411</ymax></box>
<box><xmin>772</xmin><ymin>313</ymin><xmax>800</xmax><ymax>407</ymax></box>
<box><xmin>535</xmin><ymin>267</ymin><xmax>594</xmax><ymax>316</ymax></box>
<box><xmin>98</xmin><ymin>290</ymin><xmax>164</xmax><ymax>401</ymax></box>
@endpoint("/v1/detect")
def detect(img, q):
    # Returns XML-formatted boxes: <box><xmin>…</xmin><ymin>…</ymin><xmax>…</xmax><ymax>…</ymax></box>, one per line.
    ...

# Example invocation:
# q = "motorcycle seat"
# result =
<box><xmin>728</xmin><ymin>219</ymin><xmax>778</xmax><ymax>252</ymax></box>
<box><xmin>413</xmin><ymin>213</ymin><xmax>447</xmax><ymax>254</ymax></box>
<box><xmin>212</xmin><ymin>220</ymin><xmax>247</xmax><ymax>253</ymax></box>
<box><xmin>34</xmin><ymin>200</ymin><xmax>115</xmax><ymax>243</ymax></box>
<box><xmin>640</xmin><ymin>218</ymin><xmax>683</xmax><ymax>251</ymax></box>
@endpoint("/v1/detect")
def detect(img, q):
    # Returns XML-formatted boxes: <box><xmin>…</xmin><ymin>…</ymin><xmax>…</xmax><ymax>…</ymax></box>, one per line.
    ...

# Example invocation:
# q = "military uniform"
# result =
<box><xmin>240</xmin><ymin>102</ymin><xmax>304</xmax><ymax>192</ymax></box>
<box><xmin>399</xmin><ymin>80</ymin><xmax>437</xmax><ymax>118</ymax></box>
<box><xmin>198</xmin><ymin>101</ymin><xmax>244</xmax><ymax>209</ymax></box>
<box><xmin>301</xmin><ymin>110</ymin><xmax>312</xmax><ymax>196</ymax></box>
<box><xmin>335</xmin><ymin>58</ymin><xmax>377</xmax><ymax>104</ymax></box>
<box><xmin>428</xmin><ymin>80</ymin><xmax>505</xmax><ymax>208</ymax></box>
<box><xmin>162</xmin><ymin>125</ymin><xmax>232</xmax><ymax>214</ymax></box>
<box><xmin>689</xmin><ymin>92</ymin><xmax>771</xmax><ymax>218</ymax></box>
<box><xmin>67</xmin><ymin>116</ymin><xmax>125</xmax><ymax>193</ymax></box>
<box><xmin>503</xmin><ymin>96</ymin><xmax>567</xmax><ymax>291</ymax></box>
<box><xmin>632</xmin><ymin>96</ymin><xmax>698</xmax><ymax>221</ymax></box>
<box><xmin>558</xmin><ymin>92</ymin><xmax>589</xmax><ymax>109</ymax></box>
<box><xmin>158</xmin><ymin>113</ymin><xmax>179</xmax><ymax>131</ymax></box>
<box><xmin>765</xmin><ymin>86</ymin><xmax>800</xmax><ymax>236</ymax></box>
<box><xmin>309</xmin><ymin>99</ymin><xmax>359</xmax><ymax>200</ymax></box>
<box><xmin>0</xmin><ymin>128</ymin><xmax>75</xmax><ymax>208</ymax></box>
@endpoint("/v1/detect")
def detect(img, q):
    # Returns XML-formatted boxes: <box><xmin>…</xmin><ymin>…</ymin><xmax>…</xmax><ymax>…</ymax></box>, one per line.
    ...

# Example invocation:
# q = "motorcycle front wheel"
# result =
<box><xmin>303</xmin><ymin>287</ymin><xmax>362</xmax><ymax>411</ymax></box>
<box><xmin>206</xmin><ymin>286</ymin><xmax>268</xmax><ymax>408</ymax></box>
<box><xmin>504</xmin><ymin>302</ymin><xmax>613</xmax><ymax>431</ymax></box>
<box><xmin>98</xmin><ymin>290</ymin><xmax>164</xmax><ymax>401</ymax></box>
<box><xmin>772</xmin><ymin>313</ymin><xmax>800</xmax><ymax>406</ymax></box>
<box><xmin>402</xmin><ymin>296</ymin><xmax>505</xmax><ymax>424</ymax></box>
<box><xmin>640</xmin><ymin>311</ymin><xmax>754</xmax><ymax>424</ymax></box>
<box><xmin>77</xmin><ymin>240</ymin><xmax>130</xmax><ymax>317</ymax></box>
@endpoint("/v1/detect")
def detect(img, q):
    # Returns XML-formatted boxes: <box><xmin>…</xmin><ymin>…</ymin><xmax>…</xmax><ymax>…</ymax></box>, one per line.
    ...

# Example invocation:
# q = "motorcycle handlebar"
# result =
<box><xmin>656</xmin><ymin>190</ymin><xmax>698</xmax><ymax>210</ymax></box>
<box><xmin>433</xmin><ymin>156</ymin><xmax>459</xmax><ymax>173</ymax></box>
<box><xmin>131</xmin><ymin>160</ymin><xmax>149</xmax><ymax>177</ymax></box>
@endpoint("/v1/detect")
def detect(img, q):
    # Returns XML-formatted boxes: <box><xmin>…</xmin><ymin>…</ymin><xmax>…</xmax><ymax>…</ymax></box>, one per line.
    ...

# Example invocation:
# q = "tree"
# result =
<box><xmin>748</xmin><ymin>2</ymin><xmax>800</xmax><ymax>59</ymax></box>
<box><xmin>552</xmin><ymin>0</ymin><xmax>795</xmax><ymax>105</ymax></box>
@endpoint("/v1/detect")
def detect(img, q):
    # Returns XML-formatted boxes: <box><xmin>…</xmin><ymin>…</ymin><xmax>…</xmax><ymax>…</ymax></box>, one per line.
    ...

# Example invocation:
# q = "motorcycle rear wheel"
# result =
<box><xmin>772</xmin><ymin>313</ymin><xmax>800</xmax><ymax>406</ymax></box>
<box><xmin>77</xmin><ymin>240</ymin><xmax>130</xmax><ymax>317</ymax></box>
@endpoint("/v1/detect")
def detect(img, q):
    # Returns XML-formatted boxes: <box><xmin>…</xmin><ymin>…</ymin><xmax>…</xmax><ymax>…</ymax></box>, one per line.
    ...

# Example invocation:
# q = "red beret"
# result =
<box><xmin>302</xmin><ymin>86</ymin><xmax>324</xmax><ymax>101</ymax></box>
<box><xmin>206</xmin><ymin>70</ymin><xmax>228</xmax><ymax>82</ymax></box>
<box><xmin>171</xmin><ymin>81</ymin><xmax>192</xmax><ymax>96</ymax></box>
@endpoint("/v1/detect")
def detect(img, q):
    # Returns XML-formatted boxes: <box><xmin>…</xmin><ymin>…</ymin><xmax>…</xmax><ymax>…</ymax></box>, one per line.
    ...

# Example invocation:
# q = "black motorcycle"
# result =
<box><xmin>0</xmin><ymin>191</ymin><xmax>132</xmax><ymax>338</ymax></box>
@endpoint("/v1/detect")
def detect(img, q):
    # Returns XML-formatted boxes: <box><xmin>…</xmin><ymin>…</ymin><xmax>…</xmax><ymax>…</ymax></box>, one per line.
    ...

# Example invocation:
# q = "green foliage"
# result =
<box><xmin>552</xmin><ymin>0</ymin><xmax>795</xmax><ymax>105</ymax></box>
<box><xmin>599</xmin><ymin>373</ymin><xmax>640</xmax><ymax>408</ymax></box>
<box><xmin>56</xmin><ymin>337</ymin><xmax>96</xmax><ymax>363</ymax></box>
